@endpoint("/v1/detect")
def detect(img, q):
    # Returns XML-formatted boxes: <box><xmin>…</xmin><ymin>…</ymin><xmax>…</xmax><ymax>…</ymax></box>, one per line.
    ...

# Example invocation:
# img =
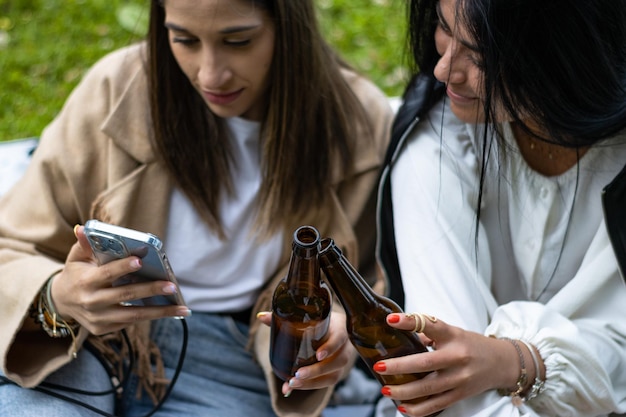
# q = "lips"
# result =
<box><xmin>203</xmin><ymin>89</ymin><xmax>243</xmax><ymax>105</ymax></box>
<box><xmin>446</xmin><ymin>87</ymin><xmax>477</xmax><ymax>104</ymax></box>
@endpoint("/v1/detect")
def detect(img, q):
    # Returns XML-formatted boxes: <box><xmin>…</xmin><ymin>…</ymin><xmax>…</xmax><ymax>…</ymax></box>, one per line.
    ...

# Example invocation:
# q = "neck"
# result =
<box><xmin>511</xmin><ymin>123</ymin><xmax>588</xmax><ymax>176</ymax></box>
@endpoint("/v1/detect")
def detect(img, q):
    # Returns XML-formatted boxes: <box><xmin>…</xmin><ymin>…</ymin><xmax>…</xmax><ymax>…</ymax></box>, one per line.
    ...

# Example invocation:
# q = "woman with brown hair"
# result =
<box><xmin>0</xmin><ymin>1</ymin><xmax>393</xmax><ymax>416</ymax></box>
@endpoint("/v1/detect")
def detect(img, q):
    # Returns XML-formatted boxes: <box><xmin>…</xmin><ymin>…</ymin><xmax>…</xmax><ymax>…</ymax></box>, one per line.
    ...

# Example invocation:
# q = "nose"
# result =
<box><xmin>433</xmin><ymin>39</ymin><xmax>466</xmax><ymax>85</ymax></box>
<box><xmin>197</xmin><ymin>47</ymin><xmax>232</xmax><ymax>90</ymax></box>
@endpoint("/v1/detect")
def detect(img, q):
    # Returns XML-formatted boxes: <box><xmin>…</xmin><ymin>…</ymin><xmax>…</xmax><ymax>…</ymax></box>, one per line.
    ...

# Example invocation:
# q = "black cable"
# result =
<box><xmin>37</xmin><ymin>327</ymin><xmax>134</xmax><ymax>397</ymax></box>
<box><xmin>0</xmin><ymin>317</ymin><xmax>188</xmax><ymax>417</ymax></box>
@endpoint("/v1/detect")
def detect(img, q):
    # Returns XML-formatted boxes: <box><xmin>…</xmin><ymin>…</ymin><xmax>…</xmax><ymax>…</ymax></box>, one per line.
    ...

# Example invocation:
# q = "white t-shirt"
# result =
<box><xmin>391</xmin><ymin>98</ymin><xmax>626</xmax><ymax>416</ymax></box>
<box><xmin>164</xmin><ymin>117</ymin><xmax>283</xmax><ymax>312</ymax></box>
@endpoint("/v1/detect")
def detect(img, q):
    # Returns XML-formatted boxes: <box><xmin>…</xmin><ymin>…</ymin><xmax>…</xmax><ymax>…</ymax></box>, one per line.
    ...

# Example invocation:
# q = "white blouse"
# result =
<box><xmin>391</xmin><ymin>98</ymin><xmax>626</xmax><ymax>416</ymax></box>
<box><xmin>163</xmin><ymin>117</ymin><xmax>283</xmax><ymax>313</ymax></box>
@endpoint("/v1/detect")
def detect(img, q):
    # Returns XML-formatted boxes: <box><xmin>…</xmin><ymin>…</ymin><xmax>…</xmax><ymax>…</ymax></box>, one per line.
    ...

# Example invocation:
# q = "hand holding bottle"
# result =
<box><xmin>258</xmin><ymin>309</ymin><xmax>356</xmax><ymax>397</ymax></box>
<box><xmin>375</xmin><ymin>313</ymin><xmax>540</xmax><ymax>417</ymax></box>
<box><xmin>269</xmin><ymin>225</ymin><xmax>338</xmax><ymax>389</ymax></box>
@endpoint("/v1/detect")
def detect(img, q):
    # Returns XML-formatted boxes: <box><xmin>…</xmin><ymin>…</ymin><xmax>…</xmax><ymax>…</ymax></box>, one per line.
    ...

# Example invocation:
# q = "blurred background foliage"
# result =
<box><xmin>0</xmin><ymin>0</ymin><xmax>409</xmax><ymax>140</ymax></box>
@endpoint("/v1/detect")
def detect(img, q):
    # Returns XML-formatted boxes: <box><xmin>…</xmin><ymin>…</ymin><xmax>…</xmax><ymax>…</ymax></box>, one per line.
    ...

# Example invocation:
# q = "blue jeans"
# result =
<box><xmin>0</xmin><ymin>348</ymin><xmax>115</xmax><ymax>416</ymax></box>
<box><xmin>1</xmin><ymin>313</ymin><xmax>275</xmax><ymax>417</ymax></box>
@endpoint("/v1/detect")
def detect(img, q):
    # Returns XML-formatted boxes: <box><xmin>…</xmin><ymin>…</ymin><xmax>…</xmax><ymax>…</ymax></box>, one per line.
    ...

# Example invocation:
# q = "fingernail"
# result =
<box><xmin>176</xmin><ymin>307</ymin><xmax>192</xmax><ymax>317</ymax></box>
<box><xmin>284</xmin><ymin>388</ymin><xmax>293</xmax><ymax>398</ymax></box>
<box><xmin>388</xmin><ymin>314</ymin><xmax>400</xmax><ymax>323</ymax></box>
<box><xmin>288</xmin><ymin>377</ymin><xmax>302</xmax><ymax>388</ymax></box>
<box><xmin>131</xmin><ymin>258</ymin><xmax>142</xmax><ymax>269</ymax></box>
<box><xmin>256</xmin><ymin>311</ymin><xmax>270</xmax><ymax>318</ymax></box>
<box><xmin>381</xmin><ymin>386</ymin><xmax>392</xmax><ymax>396</ymax></box>
<box><xmin>373</xmin><ymin>362</ymin><xmax>386</xmax><ymax>372</ymax></box>
<box><xmin>163</xmin><ymin>283</ymin><xmax>177</xmax><ymax>294</ymax></box>
<box><xmin>316</xmin><ymin>350</ymin><xmax>328</xmax><ymax>361</ymax></box>
<box><xmin>398</xmin><ymin>406</ymin><xmax>407</xmax><ymax>414</ymax></box>
<box><xmin>294</xmin><ymin>369</ymin><xmax>307</xmax><ymax>380</ymax></box>
<box><xmin>73</xmin><ymin>224</ymin><xmax>80</xmax><ymax>237</ymax></box>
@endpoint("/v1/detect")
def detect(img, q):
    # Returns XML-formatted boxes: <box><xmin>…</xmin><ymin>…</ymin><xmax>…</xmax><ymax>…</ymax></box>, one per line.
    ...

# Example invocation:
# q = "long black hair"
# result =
<box><xmin>408</xmin><ymin>0</ymin><xmax>626</xmax><ymax>146</ymax></box>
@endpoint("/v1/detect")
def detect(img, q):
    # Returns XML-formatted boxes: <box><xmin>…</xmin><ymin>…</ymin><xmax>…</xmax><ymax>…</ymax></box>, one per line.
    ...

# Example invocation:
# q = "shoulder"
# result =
<box><xmin>340</xmin><ymin>68</ymin><xmax>393</xmax><ymax>117</ymax></box>
<box><xmin>340</xmin><ymin>68</ymin><xmax>395</xmax><ymax>159</ymax></box>
<box><xmin>74</xmin><ymin>42</ymin><xmax>147</xmax><ymax>98</ymax></box>
<box><xmin>53</xmin><ymin>42</ymin><xmax>150</xmax><ymax>133</ymax></box>
<box><xmin>40</xmin><ymin>42</ymin><xmax>152</xmax><ymax>163</ymax></box>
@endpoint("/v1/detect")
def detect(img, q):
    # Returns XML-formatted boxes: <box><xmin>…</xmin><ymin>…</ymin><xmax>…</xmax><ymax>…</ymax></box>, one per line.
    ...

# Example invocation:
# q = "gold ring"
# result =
<box><xmin>407</xmin><ymin>313</ymin><xmax>437</xmax><ymax>333</ymax></box>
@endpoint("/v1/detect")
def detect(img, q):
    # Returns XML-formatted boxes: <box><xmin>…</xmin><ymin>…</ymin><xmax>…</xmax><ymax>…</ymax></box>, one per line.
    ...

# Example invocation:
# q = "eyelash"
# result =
<box><xmin>172</xmin><ymin>37</ymin><xmax>197</xmax><ymax>45</ymax></box>
<box><xmin>224</xmin><ymin>39</ymin><xmax>251</xmax><ymax>47</ymax></box>
<box><xmin>437</xmin><ymin>19</ymin><xmax>452</xmax><ymax>35</ymax></box>
<box><xmin>171</xmin><ymin>37</ymin><xmax>251</xmax><ymax>48</ymax></box>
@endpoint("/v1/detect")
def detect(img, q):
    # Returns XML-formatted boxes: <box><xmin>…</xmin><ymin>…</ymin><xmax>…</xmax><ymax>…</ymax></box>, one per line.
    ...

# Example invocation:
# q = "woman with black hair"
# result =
<box><xmin>374</xmin><ymin>0</ymin><xmax>626</xmax><ymax>416</ymax></box>
<box><xmin>0</xmin><ymin>1</ymin><xmax>393</xmax><ymax>416</ymax></box>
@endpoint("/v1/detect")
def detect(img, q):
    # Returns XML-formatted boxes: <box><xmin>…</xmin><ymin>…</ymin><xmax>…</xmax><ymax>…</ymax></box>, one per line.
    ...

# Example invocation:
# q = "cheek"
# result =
<box><xmin>169</xmin><ymin>45</ymin><xmax>195</xmax><ymax>81</ymax></box>
<box><xmin>249</xmin><ymin>41</ymin><xmax>274</xmax><ymax>84</ymax></box>
<box><xmin>468</xmin><ymin>70</ymin><xmax>483</xmax><ymax>94</ymax></box>
<box><xmin>434</xmin><ymin>28</ymin><xmax>448</xmax><ymax>57</ymax></box>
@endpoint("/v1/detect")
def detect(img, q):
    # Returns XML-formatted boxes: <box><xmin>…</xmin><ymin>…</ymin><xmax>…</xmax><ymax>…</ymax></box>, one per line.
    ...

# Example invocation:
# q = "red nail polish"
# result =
<box><xmin>388</xmin><ymin>314</ymin><xmax>400</xmax><ymax>323</ymax></box>
<box><xmin>373</xmin><ymin>362</ymin><xmax>386</xmax><ymax>372</ymax></box>
<box><xmin>381</xmin><ymin>386</ymin><xmax>392</xmax><ymax>396</ymax></box>
<box><xmin>398</xmin><ymin>406</ymin><xmax>407</xmax><ymax>414</ymax></box>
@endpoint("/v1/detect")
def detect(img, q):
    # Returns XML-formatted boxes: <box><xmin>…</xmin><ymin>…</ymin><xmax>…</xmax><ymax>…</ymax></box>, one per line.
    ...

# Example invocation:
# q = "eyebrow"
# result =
<box><xmin>164</xmin><ymin>22</ymin><xmax>261</xmax><ymax>35</ymax></box>
<box><xmin>435</xmin><ymin>1</ymin><xmax>480</xmax><ymax>52</ymax></box>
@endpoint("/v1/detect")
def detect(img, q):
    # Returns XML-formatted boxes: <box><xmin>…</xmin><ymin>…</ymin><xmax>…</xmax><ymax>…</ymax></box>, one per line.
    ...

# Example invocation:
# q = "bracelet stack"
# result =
<box><xmin>497</xmin><ymin>337</ymin><xmax>528</xmax><ymax>406</ymax></box>
<box><xmin>494</xmin><ymin>336</ymin><xmax>546</xmax><ymax>406</ymax></box>
<box><xmin>31</xmin><ymin>273</ymin><xmax>80</xmax><ymax>357</ymax></box>
<box><xmin>519</xmin><ymin>339</ymin><xmax>546</xmax><ymax>401</ymax></box>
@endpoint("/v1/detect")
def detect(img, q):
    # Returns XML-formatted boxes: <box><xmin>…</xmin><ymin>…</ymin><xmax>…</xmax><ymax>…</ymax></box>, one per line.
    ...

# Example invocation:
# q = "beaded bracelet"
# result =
<box><xmin>33</xmin><ymin>272</ymin><xmax>79</xmax><ymax>357</ymax></box>
<box><xmin>518</xmin><ymin>339</ymin><xmax>546</xmax><ymax>401</ymax></box>
<box><xmin>497</xmin><ymin>338</ymin><xmax>528</xmax><ymax>407</ymax></box>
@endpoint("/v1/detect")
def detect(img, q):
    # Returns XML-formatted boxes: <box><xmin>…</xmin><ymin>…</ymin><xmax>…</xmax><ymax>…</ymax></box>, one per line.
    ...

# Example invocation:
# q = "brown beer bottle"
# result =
<box><xmin>319</xmin><ymin>237</ymin><xmax>439</xmax><ymax>414</ymax></box>
<box><xmin>270</xmin><ymin>225</ymin><xmax>332</xmax><ymax>381</ymax></box>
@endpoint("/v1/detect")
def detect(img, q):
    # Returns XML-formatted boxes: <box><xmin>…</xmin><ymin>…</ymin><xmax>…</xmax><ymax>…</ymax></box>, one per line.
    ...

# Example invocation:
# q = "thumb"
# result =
<box><xmin>256</xmin><ymin>311</ymin><xmax>272</xmax><ymax>327</ymax></box>
<box><xmin>67</xmin><ymin>224</ymin><xmax>98</xmax><ymax>263</ymax></box>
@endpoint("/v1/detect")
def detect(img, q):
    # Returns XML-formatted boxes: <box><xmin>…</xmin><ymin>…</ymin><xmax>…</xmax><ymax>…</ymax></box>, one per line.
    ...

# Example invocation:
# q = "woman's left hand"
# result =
<box><xmin>257</xmin><ymin>310</ymin><xmax>355</xmax><ymax>396</ymax></box>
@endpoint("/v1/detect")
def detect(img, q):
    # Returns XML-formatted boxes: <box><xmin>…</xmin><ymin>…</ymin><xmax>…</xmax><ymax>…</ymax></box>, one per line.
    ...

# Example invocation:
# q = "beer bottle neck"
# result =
<box><xmin>319</xmin><ymin>242</ymin><xmax>376</xmax><ymax>313</ymax></box>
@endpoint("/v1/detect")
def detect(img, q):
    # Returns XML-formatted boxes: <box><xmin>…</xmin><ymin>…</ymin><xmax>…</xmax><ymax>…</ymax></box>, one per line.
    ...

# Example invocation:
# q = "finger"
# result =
<box><xmin>66</xmin><ymin>225</ymin><xmax>99</xmax><ymax>264</ymax></box>
<box><xmin>285</xmin><ymin>368</ymin><xmax>345</xmax><ymax>393</ymax></box>
<box><xmin>387</xmin><ymin>313</ymin><xmax>439</xmax><ymax>333</ymax></box>
<box><xmin>85</xmin><ymin>304</ymin><xmax>191</xmax><ymax>335</ymax></box>
<box><xmin>374</xmin><ymin>349</ymin><xmax>438</xmax><ymax>378</ymax></box>
<box><xmin>96</xmin><ymin>280</ymin><xmax>181</xmax><ymax>306</ymax></box>
<box><xmin>287</xmin><ymin>339</ymin><xmax>353</xmax><ymax>396</ymax></box>
<box><xmin>396</xmin><ymin>387</ymin><xmax>458</xmax><ymax>417</ymax></box>
<box><xmin>314</xmin><ymin>312</ymin><xmax>349</xmax><ymax>361</ymax></box>
<box><xmin>256</xmin><ymin>311</ymin><xmax>272</xmax><ymax>326</ymax></box>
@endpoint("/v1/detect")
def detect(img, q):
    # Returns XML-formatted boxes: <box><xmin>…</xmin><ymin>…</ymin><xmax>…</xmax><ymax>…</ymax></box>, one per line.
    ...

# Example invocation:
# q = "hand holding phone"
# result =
<box><xmin>83</xmin><ymin>220</ymin><xmax>186</xmax><ymax>307</ymax></box>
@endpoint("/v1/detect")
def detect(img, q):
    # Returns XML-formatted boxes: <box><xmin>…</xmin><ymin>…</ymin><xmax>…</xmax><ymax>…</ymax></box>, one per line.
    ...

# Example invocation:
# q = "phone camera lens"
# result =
<box><xmin>107</xmin><ymin>239</ymin><xmax>125</xmax><ymax>257</ymax></box>
<box><xmin>91</xmin><ymin>235</ymin><xmax>106</xmax><ymax>251</ymax></box>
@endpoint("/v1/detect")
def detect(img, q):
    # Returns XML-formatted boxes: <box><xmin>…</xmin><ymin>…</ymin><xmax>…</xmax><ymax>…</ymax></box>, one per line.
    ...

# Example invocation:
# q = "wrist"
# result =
<box><xmin>491</xmin><ymin>335</ymin><xmax>546</xmax><ymax>405</ymax></box>
<box><xmin>497</xmin><ymin>337</ymin><xmax>527</xmax><ymax>406</ymax></box>
<box><xmin>29</xmin><ymin>271</ymin><xmax>80</xmax><ymax>358</ymax></box>
<box><xmin>48</xmin><ymin>271</ymin><xmax>74</xmax><ymax>322</ymax></box>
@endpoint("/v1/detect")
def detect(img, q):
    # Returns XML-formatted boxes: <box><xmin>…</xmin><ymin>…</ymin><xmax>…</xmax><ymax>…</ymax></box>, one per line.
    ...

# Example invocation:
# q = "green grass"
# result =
<box><xmin>0</xmin><ymin>1</ymin><xmax>408</xmax><ymax>140</ymax></box>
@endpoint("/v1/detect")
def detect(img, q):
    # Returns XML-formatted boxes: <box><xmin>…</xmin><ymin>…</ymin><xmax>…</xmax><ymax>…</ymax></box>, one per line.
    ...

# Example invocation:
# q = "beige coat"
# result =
<box><xmin>0</xmin><ymin>43</ymin><xmax>393</xmax><ymax>416</ymax></box>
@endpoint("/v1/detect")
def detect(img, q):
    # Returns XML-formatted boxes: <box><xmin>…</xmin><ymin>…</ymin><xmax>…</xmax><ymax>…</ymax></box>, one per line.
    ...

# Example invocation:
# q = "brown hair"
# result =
<box><xmin>148</xmin><ymin>0</ymin><xmax>371</xmax><ymax>238</ymax></box>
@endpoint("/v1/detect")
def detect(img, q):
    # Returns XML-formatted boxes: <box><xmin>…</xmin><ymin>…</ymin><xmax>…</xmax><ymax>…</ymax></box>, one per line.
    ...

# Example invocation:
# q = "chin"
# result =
<box><xmin>449</xmin><ymin>104</ymin><xmax>484</xmax><ymax>124</ymax></box>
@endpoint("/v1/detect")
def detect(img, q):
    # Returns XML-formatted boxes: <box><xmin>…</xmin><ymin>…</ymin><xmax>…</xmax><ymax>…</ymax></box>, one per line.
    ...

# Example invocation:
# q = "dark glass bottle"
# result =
<box><xmin>270</xmin><ymin>225</ymin><xmax>332</xmax><ymax>382</ymax></box>
<box><xmin>319</xmin><ymin>238</ymin><xmax>439</xmax><ymax>414</ymax></box>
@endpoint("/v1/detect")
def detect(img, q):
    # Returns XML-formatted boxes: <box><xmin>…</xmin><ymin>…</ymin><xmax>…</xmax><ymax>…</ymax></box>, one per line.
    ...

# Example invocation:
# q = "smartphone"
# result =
<box><xmin>83</xmin><ymin>219</ymin><xmax>186</xmax><ymax>307</ymax></box>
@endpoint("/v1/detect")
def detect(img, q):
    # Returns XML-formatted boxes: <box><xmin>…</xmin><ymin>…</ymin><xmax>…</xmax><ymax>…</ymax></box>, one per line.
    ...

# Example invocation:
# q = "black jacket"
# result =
<box><xmin>377</xmin><ymin>73</ymin><xmax>626</xmax><ymax>309</ymax></box>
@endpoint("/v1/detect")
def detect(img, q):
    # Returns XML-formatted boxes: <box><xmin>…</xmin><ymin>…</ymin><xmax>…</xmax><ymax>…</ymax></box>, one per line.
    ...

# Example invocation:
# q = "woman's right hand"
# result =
<box><xmin>49</xmin><ymin>225</ymin><xmax>190</xmax><ymax>335</ymax></box>
<box><xmin>374</xmin><ymin>314</ymin><xmax>528</xmax><ymax>417</ymax></box>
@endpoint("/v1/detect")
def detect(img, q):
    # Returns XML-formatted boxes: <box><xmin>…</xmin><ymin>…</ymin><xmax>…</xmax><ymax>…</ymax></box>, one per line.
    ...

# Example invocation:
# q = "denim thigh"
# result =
<box><xmin>122</xmin><ymin>313</ymin><xmax>274</xmax><ymax>417</ymax></box>
<box><xmin>0</xmin><ymin>348</ymin><xmax>115</xmax><ymax>417</ymax></box>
